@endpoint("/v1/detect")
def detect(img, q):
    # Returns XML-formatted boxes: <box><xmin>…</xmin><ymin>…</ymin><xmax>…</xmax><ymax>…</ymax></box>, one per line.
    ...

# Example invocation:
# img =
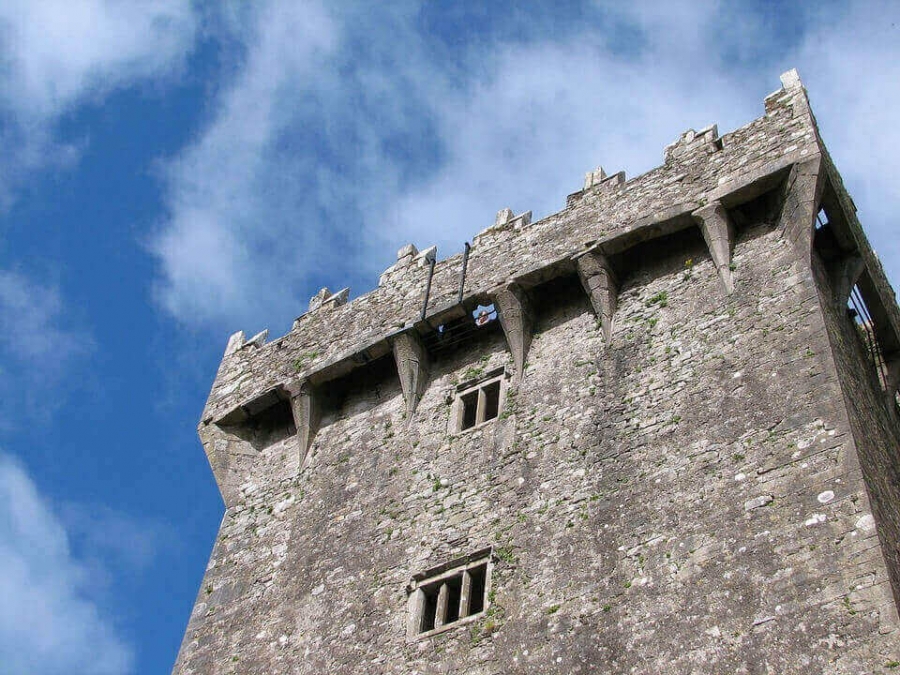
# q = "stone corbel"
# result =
<box><xmin>286</xmin><ymin>380</ymin><xmax>321</xmax><ymax>470</ymax></box>
<box><xmin>575</xmin><ymin>249</ymin><xmax>618</xmax><ymax>342</ymax></box>
<box><xmin>491</xmin><ymin>283</ymin><xmax>534</xmax><ymax>381</ymax></box>
<box><xmin>831</xmin><ymin>254</ymin><xmax>865</xmax><ymax>309</ymax></box>
<box><xmin>692</xmin><ymin>201</ymin><xmax>736</xmax><ymax>295</ymax></box>
<box><xmin>886</xmin><ymin>355</ymin><xmax>900</xmax><ymax>399</ymax></box>
<box><xmin>391</xmin><ymin>330</ymin><xmax>430</xmax><ymax>420</ymax></box>
<box><xmin>776</xmin><ymin>155</ymin><xmax>826</xmax><ymax>260</ymax></box>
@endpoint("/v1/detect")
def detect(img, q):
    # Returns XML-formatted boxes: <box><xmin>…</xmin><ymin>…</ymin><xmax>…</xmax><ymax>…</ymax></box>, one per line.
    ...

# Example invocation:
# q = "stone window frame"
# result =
<box><xmin>406</xmin><ymin>548</ymin><xmax>493</xmax><ymax>640</ymax></box>
<box><xmin>449</xmin><ymin>367</ymin><xmax>508</xmax><ymax>434</ymax></box>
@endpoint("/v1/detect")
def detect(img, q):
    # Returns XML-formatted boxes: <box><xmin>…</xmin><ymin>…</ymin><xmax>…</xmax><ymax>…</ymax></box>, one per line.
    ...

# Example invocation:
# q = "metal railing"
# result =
<box><xmin>422</xmin><ymin>307</ymin><xmax>500</xmax><ymax>357</ymax></box>
<box><xmin>848</xmin><ymin>285</ymin><xmax>889</xmax><ymax>389</ymax></box>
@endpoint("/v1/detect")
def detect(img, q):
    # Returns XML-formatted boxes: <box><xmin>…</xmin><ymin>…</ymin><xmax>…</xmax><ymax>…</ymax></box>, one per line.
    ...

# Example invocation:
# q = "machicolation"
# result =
<box><xmin>174</xmin><ymin>71</ymin><xmax>900</xmax><ymax>674</ymax></box>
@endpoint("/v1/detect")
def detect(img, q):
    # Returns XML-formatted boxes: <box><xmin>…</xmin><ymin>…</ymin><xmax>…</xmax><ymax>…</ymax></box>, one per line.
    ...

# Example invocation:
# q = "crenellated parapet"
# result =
<box><xmin>201</xmin><ymin>71</ymin><xmax>818</xmax><ymax>423</ymax></box>
<box><xmin>471</xmin><ymin>208</ymin><xmax>533</xmax><ymax>249</ymax></box>
<box><xmin>664</xmin><ymin>124</ymin><xmax>722</xmax><ymax>164</ymax></box>
<box><xmin>582</xmin><ymin>166</ymin><xmax>626</xmax><ymax>193</ymax></box>
<box><xmin>196</xmin><ymin>70</ymin><xmax>900</xmax><ymax>505</ymax></box>
<box><xmin>379</xmin><ymin>244</ymin><xmax>438</xmax><ymax>288</ymax></box>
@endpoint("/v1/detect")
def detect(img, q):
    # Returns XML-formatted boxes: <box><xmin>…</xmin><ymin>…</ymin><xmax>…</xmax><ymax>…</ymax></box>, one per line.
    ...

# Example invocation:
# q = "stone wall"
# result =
<box><xmin>811</xmin><ymin>231</ymin><xmax>900</xmax><ymax>613</ymax></box>
<box><xmin>174</xmin><ymin>72</ymin><xmax>900</xmax><ymax>674</ymax></box>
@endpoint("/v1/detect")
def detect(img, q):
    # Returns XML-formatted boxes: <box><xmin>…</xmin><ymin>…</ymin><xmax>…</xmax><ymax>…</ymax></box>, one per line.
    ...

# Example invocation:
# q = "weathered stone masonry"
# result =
<box><xmin>174</xmin><ymin>71</ymin><xmax>900</xmax><ymax>674</ymax></box>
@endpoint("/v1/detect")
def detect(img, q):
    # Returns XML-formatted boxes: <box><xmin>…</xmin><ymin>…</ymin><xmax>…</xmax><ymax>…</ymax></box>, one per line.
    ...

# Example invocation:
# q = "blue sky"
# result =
<box><xmin>0</xmin><ymin>1</ymin><xmax>898</xmax><ymax>673</ymax></box>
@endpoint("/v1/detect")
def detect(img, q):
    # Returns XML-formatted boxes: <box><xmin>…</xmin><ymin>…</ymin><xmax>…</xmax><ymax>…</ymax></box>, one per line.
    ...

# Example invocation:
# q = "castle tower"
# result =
<box><xmin>174</xmin><ymin>71</ymin><xmax>900</xmax><ymax>674</ymax></box>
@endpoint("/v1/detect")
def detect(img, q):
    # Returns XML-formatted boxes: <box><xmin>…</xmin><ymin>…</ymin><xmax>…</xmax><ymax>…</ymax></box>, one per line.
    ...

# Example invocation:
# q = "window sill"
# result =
<box><xmin>454</xmin><ymin>417</ymin><xmax>499</xmax><ymax>437</ymax></box>
<box><xmin>413</xmin><ymin>610</ymin><xmax>486</xmax><ymax>641</ymax></box>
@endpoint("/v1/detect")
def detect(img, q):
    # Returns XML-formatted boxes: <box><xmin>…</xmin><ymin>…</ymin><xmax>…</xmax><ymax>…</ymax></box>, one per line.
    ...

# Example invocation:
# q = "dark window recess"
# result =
<box><xmin>420</xmin><ymin>586</ymin><xmax>439</xmax><ymax>632</ymax></box>
<box><xmin>468</xmin><ymin>564</ymin><xmax>487</xmax><ymax>615</ymax></box>
<box><xmin>482</xmin><ymin>381</ymin><xmax>500</xmax><ymax>422</ymax></box>
<box><xmin>414</xmin><ymin>561</ymin><xmax>489</xmax><ymax>635</ymax></box>
<box><xmin>445</xmin><ymin>576</ymin><xmax>463</xmax><ymax>623</ymax></box>
<box><xmin>461</xmin><ymin>390</ymin><xmax>478</xmax><ymax>430</ymax></box>
<box><xmin>216</xmin><ymin>393</ymin><xmax>296</xmax><ymax>451</ymax></box>
<box><xmin>458</xmin><ymin>378</ymin><xmax>502</xmax><ymax>431</ymax></box>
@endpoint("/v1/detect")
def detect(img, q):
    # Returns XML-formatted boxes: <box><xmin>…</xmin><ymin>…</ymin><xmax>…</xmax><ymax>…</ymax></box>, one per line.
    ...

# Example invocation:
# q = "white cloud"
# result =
<box><xmin>61</xmin><ymin>502</ymin><xmax>174</xmax><ymax>575</ymax></box>
<box><xmin>385</xmin><ymin>40</ymin><xmax>756</xmax><ymax>257</ymax></box>
<box><xmin>152</xmin><ymin>0</ymin><xmax>339</xmax><ymax>328</ymax></box>
<box><xmin>0</xmin><ymin>0</ymin><xmax>198</xmax><ymax>206</ymax></box>
<box><xmin>0</xmin><ymin>270</ymin><xmax>87</xmax><ymax>363</ymax></box>
<box><xmin>787</xmin><ymin>0</ymin><xmax>900</xmax><ymax>284</ymax></box>
<box><xmin>150</xmin><ymin>1</ymin><xmax>900</xmax><ymax>335</ymax></box>
<box><xmin>0</xmin><ymin>0</ymin><xmax>196</xmax><ymax>118</ymax></box>
<box><xmin>0</xmin><ymin>270</ymin><xmax>91</xmax><ymax>430</ymax></box>
<box><xmin>0</xmin><ymin>452</ymin><xmax>133</xmax><ymax>675</ymax></box>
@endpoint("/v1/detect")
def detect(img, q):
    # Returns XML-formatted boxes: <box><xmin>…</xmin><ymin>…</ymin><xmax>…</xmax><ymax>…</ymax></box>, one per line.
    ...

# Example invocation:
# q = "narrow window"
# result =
<box><xmin>444</xmin><ymin>575</ymin><xmax>463</xmax><ymax>623</ymax></box>
<box><xmin>410</xmin><ymin>551</ymin><xmax>491</xmax><ymax>637</ymax></box>
<box><xmin>461</xmin><ymin>390</ymin><xmax>478</xmax><ymax>430</ymax></box>
<box><xmin>420</xmin><ymin>585</ymin><xmax>439</xmax><ymax>632</ymax></box>
<box><xmin>467</xmin><ymin>563</ymin><xmax>487</xmax><ymax>615</ymax></box>
<box><xmin>481</xmin><ymin>381</ymin><xmax>500</xmax><ymax>422</ymax></box>
<box><xmin>455</xmin><ymin>370</ymin><xmax>505</xmax><ymax>432</ymax></box>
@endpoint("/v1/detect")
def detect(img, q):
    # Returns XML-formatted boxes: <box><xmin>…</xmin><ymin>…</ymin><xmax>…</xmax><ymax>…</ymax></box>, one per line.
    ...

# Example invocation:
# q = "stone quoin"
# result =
<box><xmin>174</xmin><ymin>71</ymin><xmax>900</xmax><ymax>674</ymax></box>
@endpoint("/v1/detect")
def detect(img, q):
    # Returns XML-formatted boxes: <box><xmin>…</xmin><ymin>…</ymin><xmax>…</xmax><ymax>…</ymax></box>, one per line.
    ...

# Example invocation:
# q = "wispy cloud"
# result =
<box><xmin>0</xmin><ymin>270</ymin><xmax>87</xmax><ymax>363</ymax></box>
<box><xmin>0</xmin><ymin>270</ymin><xmax>92</xmax><ymax>430</ymax></box>
<box><xmin>150</xmin><ymin>1</ymin><xmax>900</xmax><ymax>336</ymax></box>
<box><xmin>0</xmin><ymin>0</ymin><xmax>198</xmax><ymax>207</ymax></box>
<box><xmin>61</xmin><ymin>502</ymin><xmax>176</xmax><ymax>577</ymax></box>
<box><xmin>151</xmin><ymin>0</ymin><xmax>342</xmax><ymax>329</ymax></box>
<box><xmin>0</xmin><ymin>452</ymin><xmax>133</xmax><ymax>675</ymax></box>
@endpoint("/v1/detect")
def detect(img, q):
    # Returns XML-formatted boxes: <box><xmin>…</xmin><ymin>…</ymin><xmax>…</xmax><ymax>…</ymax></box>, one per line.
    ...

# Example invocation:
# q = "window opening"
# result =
<box><xmin>815</xmin><ymin>208</ymin><xmax>828</xmax><ymax>231</ymax></box>
<box><xmin>482</xmin><ymin>380</ymin><xmax>501</xmax><ymax>421</ymax></box>
<box><xmin>461</xmin><ymin>390</ymin><xmax>478</xmax><ymax>430</ymax></box>
<box><xmin>444</xmin><ymin>575</ymin><xmax>463</xmax><ymax>623</ymax></box>
<box><xmin>457</xmin><ymin>372</ymin><xmax>503</xmax><ymax>431</ymax></box>
<box><xmin>420</xmin><ymin>586</ymin><xmax>439</xmax><ymax>632</ymax></box>
<box><xmin>848</xmin><ymin>284</ymin><xmax>889</xmax><ymax>388</ymax></box>
<box><xmin>467</xmin><ymin>564</ymin><xmax>487</xmax><ymax>615</ymax></box>
<box><xmin>410</xmin><ymin>554</ymin><xmax>490</xmax><ymax>637</ymax></box>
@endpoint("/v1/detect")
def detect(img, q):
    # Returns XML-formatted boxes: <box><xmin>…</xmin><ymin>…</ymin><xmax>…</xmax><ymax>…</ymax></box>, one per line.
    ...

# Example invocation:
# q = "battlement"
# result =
<box><xmin>203</xmin><ymin>71</ymin><xmax>900</xmax><ymax>438</ymax></box>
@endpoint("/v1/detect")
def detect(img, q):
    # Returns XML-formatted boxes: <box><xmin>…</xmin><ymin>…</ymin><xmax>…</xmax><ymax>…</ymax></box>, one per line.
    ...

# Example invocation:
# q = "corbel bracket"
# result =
<box><xmin>886</xmin><ymin>354</ymin><xmax>900</xmax><ymax>398</ymax></box>
<box><xmin>692</xmin><ymin>200</ymin><xmax>736</xmax><ymax>295</ymax></box>
<box><xmin>491</xmin><ymin>283</ymin><xmax>534</xmax><ymax>382</ymax></box>
<box><xmin>286</xmin><ymin>379</ymin><xmax>321</xmax><ymax>471</ymax></box>
<box><xmin>775</xmin><ymin>155</ymin><xmax>825</xmax><ymax>260</ymax></box>
<box><xmin>391</xmin><ymin>330</ymin><xmax>430</xmax><ymax>420</ymax></box>
<box><xmin>574</xmin><ymin>249</ymin><xmax>618</xmax><ymax>342</ymax></box>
